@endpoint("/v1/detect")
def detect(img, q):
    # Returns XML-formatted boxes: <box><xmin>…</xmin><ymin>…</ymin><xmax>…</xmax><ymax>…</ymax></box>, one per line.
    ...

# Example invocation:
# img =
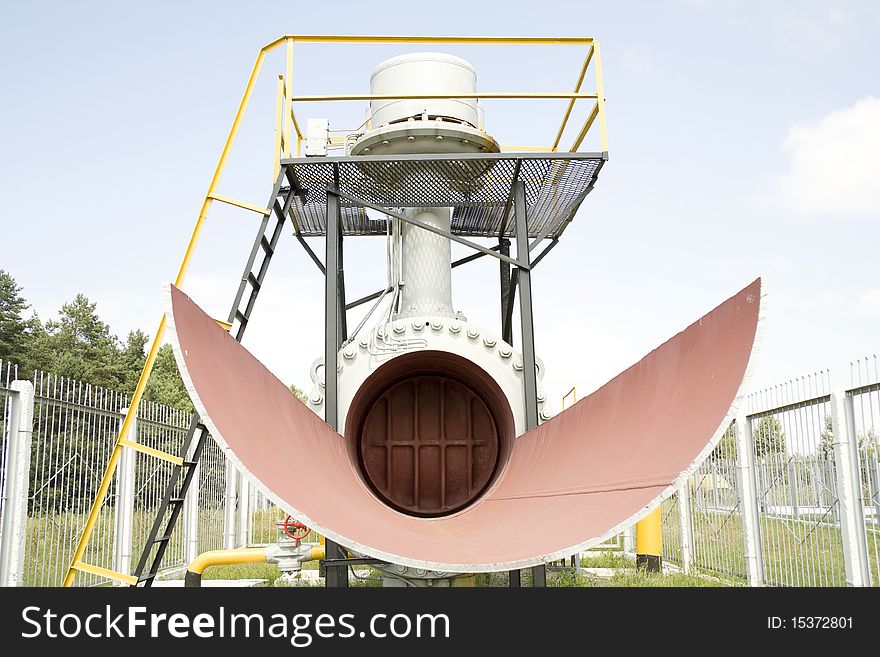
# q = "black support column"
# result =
<box><xmin>324</xmin><ymin>186</ymin><xmax>349</xmax><ymax>587</ymax></box>
<box><xmin>500</xmin><ymin>235</ymin><xmax>520</xmax><ymax>587</ymax></box>
<box><xmin>514</xmin><ymin>179</ymin><xmax>546</xmax><ymax>587</ymax></box>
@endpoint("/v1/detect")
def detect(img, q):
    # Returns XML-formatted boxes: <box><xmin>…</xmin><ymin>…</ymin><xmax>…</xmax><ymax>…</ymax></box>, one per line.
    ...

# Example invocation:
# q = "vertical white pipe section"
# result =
<box><xmin>112</xmin><ymin>407</ymin><xmax>136</xmax><ymax>580</ymax></box>
<box><xmin>237</xmin><ymin>476</ymin><xmax>250</xmax><ymax>548</ymax></box>
<box><xmin>622</xmin><ymin>526</ymin><xmax>635</xmax><ymax>555</ymax></box>
<box><xmin>0</xmin><ymin>381</ymin><xmax>34</xmax><ymax>587</ymax></box>
<box><xmin>677</xmin><ymin>482</ymin><xmax>694</xmax><ymax>573</ymax></box>
<box><xmin>396</xmin><ymin>207</ymin><xmax>454</xmax><ymax>320</ymax></box>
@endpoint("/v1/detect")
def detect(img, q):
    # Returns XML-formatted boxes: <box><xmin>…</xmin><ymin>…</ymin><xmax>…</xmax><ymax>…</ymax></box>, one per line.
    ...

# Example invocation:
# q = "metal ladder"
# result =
<box><xmin>62</xmin><ymin>167</ymin><xmax>296</xmax><ymax>587</ymax></box>
<box><xmin>133</xmin><ymin>174</ymin><xmax>296</xmax><ymax>586</ymax></box>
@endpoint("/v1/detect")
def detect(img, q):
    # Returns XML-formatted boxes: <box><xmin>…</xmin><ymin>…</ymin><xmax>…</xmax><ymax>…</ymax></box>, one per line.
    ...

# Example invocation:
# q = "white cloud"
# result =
<box><xmin>781</xmin><ymin>96</ymin><xmax>880</xmax><ymax>215</ymax></box>
<box><xmin>856</xmin><ymin>289</ymin><xmax>880</xmax><ymax>317</ymax></box>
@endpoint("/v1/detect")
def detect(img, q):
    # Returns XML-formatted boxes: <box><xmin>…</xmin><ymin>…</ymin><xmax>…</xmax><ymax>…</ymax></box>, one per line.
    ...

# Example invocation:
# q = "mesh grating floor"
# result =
<box><xmin>282</xmin><ymin>152</ymin><xmax>606</xmax><ymax>238</ymax></box>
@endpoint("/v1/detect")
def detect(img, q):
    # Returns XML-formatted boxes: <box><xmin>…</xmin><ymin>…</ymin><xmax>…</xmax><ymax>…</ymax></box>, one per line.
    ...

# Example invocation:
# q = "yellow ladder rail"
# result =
<box><xmin>118</xmin><ymin>439</ymin><xmax>185</xmax><ymax>467</ymax></box>
<box><xmin>70</xmin><ymin>561</ymin><xmax>139</xmax><ymax>586</ymax></box>
<box><xmin>61</xmin><ymin>46</ymin><xmax>270</xmax><ymax>588</ymax></box>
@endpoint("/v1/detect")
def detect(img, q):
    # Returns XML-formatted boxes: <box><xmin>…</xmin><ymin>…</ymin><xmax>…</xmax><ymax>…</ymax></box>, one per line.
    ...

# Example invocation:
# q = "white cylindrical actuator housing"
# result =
<box><xmin>369</xmin><ymin>52</ymin><xmax>479</xmax><ymax>128</ymax></box>
<box><xmin>397</xmin><ymin>207</ymin><xmax>454</xmax><ymax>319</ymax></box>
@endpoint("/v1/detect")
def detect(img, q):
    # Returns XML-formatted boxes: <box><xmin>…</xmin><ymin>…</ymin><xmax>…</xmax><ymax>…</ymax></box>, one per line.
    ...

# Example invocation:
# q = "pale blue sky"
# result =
<box><xmin>1</xmin><ymin>1</ymin><xmax>878</xmax><ymax>404</ymax></box>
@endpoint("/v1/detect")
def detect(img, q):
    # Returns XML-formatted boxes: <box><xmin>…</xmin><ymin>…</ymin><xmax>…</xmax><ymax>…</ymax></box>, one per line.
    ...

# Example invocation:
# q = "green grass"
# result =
<box><xmin>580</xmin><ymin>552</ymin><xmax>633</xmax><ymax>569</ymax></box>
<box><xmin>199</xmin><ymin>563</ymin><xmax>281</xmax><ymax>581</ymax></box>
<box><xmin>662</xmin><ymin>508</ymin><xmax>880</xmax><ymax>586</ymax></box>
<box><xmin>20</xmin><ymin>506</ymin><xmax>879</xmax><ymax>587</ymax></box>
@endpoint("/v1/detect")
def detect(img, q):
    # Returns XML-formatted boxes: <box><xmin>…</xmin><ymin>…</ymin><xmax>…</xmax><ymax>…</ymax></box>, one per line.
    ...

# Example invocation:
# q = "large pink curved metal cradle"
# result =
<box><xmin>165</xmin><ymin>278</ymin><xmax>763</xmax><ymax>572</ymax></box>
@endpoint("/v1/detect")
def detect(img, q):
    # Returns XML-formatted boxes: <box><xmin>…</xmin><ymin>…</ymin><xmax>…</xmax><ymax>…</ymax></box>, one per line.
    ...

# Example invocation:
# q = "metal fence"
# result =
<box><xmin>659</xmin><ymin>360</ymin><xmax>879</xmax><ymax>587</ymax></box>
<box><xmin>4</xmin><ymin>351</ymin><xmax>879</xmax><ymax>587</ymax></box>
<box><xmin>0</xmin><ymin>359</ymin><xmax>286</xmax><ymax>586</ymax></box>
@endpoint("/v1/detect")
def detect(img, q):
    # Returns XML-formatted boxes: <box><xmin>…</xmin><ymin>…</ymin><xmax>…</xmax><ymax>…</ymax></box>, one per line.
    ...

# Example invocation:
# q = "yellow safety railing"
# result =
<box><xmin>63</xmin><ymin>34</ymin><xmax>608</xmax><ymax>587</ymax></box>
<box><xmin>562</xmin><ymin>386</ymin><xmax>578</xmax><ymax>410</ymax></box>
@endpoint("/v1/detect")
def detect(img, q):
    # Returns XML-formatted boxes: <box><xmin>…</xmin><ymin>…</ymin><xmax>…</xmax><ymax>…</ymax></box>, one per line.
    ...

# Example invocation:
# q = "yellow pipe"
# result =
<box><xmin>310</xmin><ymin>545</ymin><xmax>325</xmax><ymax>561</ymax></box>
<box><xmin>593</xmin><ymin>40</ymin><xmax>609</xmax><ymax>152</ymax></box>
<box><xmin>284</xmin><ymin>38</ymin><xmax>293</xmax><ymax>157</ymax></box>
<box><xmin>635</xmin><ymin>506</ymin><xmax>662</xmax><ymax>572</ymax></box>
<box><xmin>562</xmin><ymin>386</ymin><xmax>577</xmax><ymax>410</ymax></box>
<box><xmin>188</xmin><ymin>548</ymin><xmax>268</xmax><ymax>576</ymax></box>
<box><xmin>261</xmin><ymin>35</ymin><xmax>594</xmax><ymax>49</ymax></box>
<box><xmin>291</xmin><ymin>91</ymin><xmax>598</xmax><ymax>102</ymax></box>
<box><xmin>274</xmin><ymin>75</ymin><xmax>284</xmax><ymax>181</ymax></box>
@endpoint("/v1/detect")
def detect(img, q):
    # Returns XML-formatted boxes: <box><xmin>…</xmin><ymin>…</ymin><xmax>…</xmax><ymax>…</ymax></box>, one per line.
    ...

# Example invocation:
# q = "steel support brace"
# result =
<box><xmin>735</xmin><ymin>413</ymin><xmax>765</xmax><ymax>586</ymax></box>
<box><xmin>329</xmin><ymin>187</ymin><xmax>528</xmax><ymax>270</ymax></box>
<box><xmin>830</xmin><ymin>390</ymin><xmax>871</xmax><ymax>586</ymax></box>
<box><xmin>324</xmin><ymin>186</ymin><xmax>349</xmax><ymax>587</ymax></box>
<box><xmin>500</xmin><ymin>236</ymin><xmax>516</xmax><ymax>586</ymax></box>
<box><xmin>515</xmin><ymin>181</ymin><xmax>539</xmax><ymax>429</ymax></box>
<box><xmin>499</xmin><ymin>238</ymin><xmax>512</xmax><ymax>344</ymax></box>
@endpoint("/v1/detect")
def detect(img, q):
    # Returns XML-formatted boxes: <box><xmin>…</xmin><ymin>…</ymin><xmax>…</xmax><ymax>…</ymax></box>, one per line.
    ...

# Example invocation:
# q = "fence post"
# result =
<box><xmin>0</xmin><ymin>381</ymin><xmax>34</xmax><ymax>587</ymax></box>
<box><xmin>677</xmin><ymin>483</ymin><xmax>694</xmax><ymax>573</ymax></box>
<box><xmin>622</xmin><ymin>525</ymin><xmax>635</xmax><ymax>555</ymax></box>
<box><xmin>237</xmin><ymin>476</ymin><xmax>250</xmax><ymax>548</ymax></box>
<box><xmin>223</xmin><ymin>459</ymin><xmax>237</xmax><ymax>549</ymax></box>
<box><xmin>112</xmin><ymin>407</ymin><xmax>137</xmax><ymax>580</ymax></box>
<box><xmin>184</xmin><ymin>458</ymin><xmax>201</xmax><ymax>566</ymax></box>
<box><xmin>829</xmin><ymin>389</ymin><xmax>870</xmax><ymax>586</ymax></box>
<box><xmin>735</xmin><ymin>412</ymin><xmax>764</xmax><ymax>586</ymax></box>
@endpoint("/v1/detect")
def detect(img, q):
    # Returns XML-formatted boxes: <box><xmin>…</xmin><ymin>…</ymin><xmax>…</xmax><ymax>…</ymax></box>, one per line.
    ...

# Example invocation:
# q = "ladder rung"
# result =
<box><xmin>72</xmin><ymin>561</ymin><xmax>138</xmax><ymax>585</ymax></box>
<box><xmin>154</xmin><ymin>535</ymin><xmax>172</xmax><ymax>543</ymax></box>
<box><xmin>260</xmin><ymin>236</ymin><xmax>274</xmax><ymax>255</ymax></box>
<box><xmin>119</xmin><ymin>439</ymin><xmax>184</xmax><ymax>466</ymax></box>
<box><xmin>183</xmin><ymin>459</ymin><xmax>199</xmax><ymax>467</ymax></box>
<box><xmin>207</xmin><ymin>193</ymin><xmax>271</xmax><ymax>216</ymax></box>
<box><xmin>247</xmin><ymin>272</ymin><xmax>261</xmax><ymax>289</ymax></box>
<box><xmin>169</xmin><ymin>497</ymin><xmax>185</xmax><ymax>504</ymax></box>
<box><xmin>138</xmin><ymin>573</ymin><xmax>156</xmax><ymax>583</ymax></box>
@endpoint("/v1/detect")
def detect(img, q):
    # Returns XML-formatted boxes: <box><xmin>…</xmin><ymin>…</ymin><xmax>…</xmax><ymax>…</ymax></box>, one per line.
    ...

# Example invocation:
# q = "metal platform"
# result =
<box><xmin>281</xmin><ymin>152</ymin><xmax>607</xmax><ymax>239</ymax></box>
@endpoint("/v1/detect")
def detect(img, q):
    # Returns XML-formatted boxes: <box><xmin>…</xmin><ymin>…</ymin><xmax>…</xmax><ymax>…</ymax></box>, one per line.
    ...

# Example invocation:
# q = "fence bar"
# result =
<box><xmin>830</xmin><ymin>390</ymin><xmax>871</xmax><ymax>586</ymax></box>
<box><xmin>112</xmin><ymin>408</ymin><xmax>136</xmax><ymax>580</ymax></box>
<box><xmin>622</xmin><ymin>525</ymin><xmax>635</xmax><ymax>555</ymax></box>
<box><xmin>0</xmin><ymin>381</ymin><xmax>34</xmax><ymax>586</ymax></box>
<box><xmin>735</xmin><ymin>413</ymin><xmax>765</xmax><ymax>586</ymax></box>
<box><xmin>184</xmin><ymin>460</ymin><xmax>201</xmax><ymax>566</ymax></box>
<box><xmin>238</xmin><ymin>477</ymin><xmax>250</xmax><ymax>548</ymax></box>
